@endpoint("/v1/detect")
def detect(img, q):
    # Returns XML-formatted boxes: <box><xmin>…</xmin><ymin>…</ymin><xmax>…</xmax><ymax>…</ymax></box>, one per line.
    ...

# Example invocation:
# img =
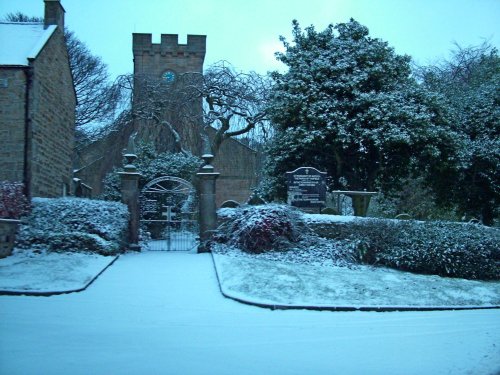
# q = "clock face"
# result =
<box><xmin>162</xmin><ymin>70</ymin><xmax>176</xmax><ymax>83</ymax></box>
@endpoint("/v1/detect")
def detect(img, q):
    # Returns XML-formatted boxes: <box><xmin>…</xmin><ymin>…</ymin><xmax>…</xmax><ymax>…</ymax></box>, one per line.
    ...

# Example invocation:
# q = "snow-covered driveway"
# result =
<box><xmin>0</xmin><ymin>251</ymin><xmax>499</xmax><ymax>375</ymax></box>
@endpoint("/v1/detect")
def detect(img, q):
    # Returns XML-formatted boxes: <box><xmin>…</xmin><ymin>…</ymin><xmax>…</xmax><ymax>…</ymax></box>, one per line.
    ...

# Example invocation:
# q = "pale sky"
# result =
<box><xmin>1</xmin><ymin>0</ymin><xmax>499</xmax><ymax>80</ymax></box>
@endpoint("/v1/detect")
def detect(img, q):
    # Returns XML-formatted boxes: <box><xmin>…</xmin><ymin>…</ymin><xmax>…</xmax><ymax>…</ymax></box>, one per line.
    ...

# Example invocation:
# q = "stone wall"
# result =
<box><xmin>0</xmin><ymin>26</ymin><xmax>75</xmax><ymax>198</ymax></box>
<box><xmin>28</xmin><ymin>27</ymin><xmax>76</xmax><ymax>197</ymax></box>
<box><xmin>212</xmin><ymin>134</ymin><xmax>258</xmax><ymax>206</ymax></box>
<box><xmin>0</xmin><ymin>69</ymin><xmax>27</xmax><ymax>183</ymax></box>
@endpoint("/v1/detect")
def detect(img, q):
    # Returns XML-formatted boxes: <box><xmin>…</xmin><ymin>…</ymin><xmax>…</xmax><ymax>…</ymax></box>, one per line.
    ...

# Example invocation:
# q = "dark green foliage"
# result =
<box><xmin>99</xmin><ymin>142</ymin><xmax>202</xmax><ymax>201</ymax></box>
<box><xmin>321</xmin><ymin>207</ymin><xmax>339</xmax><ymax>215</ymax></box>
<box><xmin>417</xmin><ymin>43</ymin><xmax>500</xmax><ymax>225</ymax></box>
<box><xmin>368</xmin><ymin>177</ymin><xmax>460</xmax><ymax>221</ymax></box>
<box><xmin>336</xmin><ymin>218</ymin><xmax>500</xmax><ymax>280</ymax></box>
<box><xmin>262</xmin><ymin>20</ymin><xmax>455</xmax><ymax>199</ymax></box>
<box><xmin>264</xmin><ymin>19</ymin><xmax>457</xmax><ymax>200</ymax></box>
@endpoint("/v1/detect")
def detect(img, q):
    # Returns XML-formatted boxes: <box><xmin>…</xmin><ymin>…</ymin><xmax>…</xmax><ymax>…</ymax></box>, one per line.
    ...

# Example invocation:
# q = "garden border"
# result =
<box><xmin>0</xmin><ymin>255</ymin><xmax>119</xmax><ymax>297</ymax></box>
<box><xmin>210</xmin><ymin>253</ymin><xmax>500</xmax><ymax>312</ymax></box>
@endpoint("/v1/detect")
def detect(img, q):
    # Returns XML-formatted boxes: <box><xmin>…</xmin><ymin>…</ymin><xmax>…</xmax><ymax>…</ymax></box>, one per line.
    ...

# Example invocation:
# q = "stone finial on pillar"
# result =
<box><xmin>197</xmin><ymin>153</ymin><xmax>219</xmax><ymax>253</ymax></box>
<box><xmin>118</xmin><ymin>133</ymin><xmax>141</xmax><ymax>251</ymax></box>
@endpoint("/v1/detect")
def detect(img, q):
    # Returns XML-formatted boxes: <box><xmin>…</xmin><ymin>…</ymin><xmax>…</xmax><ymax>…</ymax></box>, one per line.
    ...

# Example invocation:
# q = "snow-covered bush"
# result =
<box><xmin>17</xmin><ymin>197</ymin><xmax>129</xmax><ymax>255</ymax></box>
<box><xmin>99</xmin><ymin>143</ymin><xmax>202</xmax><ymax>201</ymax></box>
<box><xmin>337</xmin><ymin>219</ymin><xmax>500</xmax><ymax>280</ymax></box>
<box><xmin>0</xmin><ymin>181</ymin><xmax>30</xmax><ymax>219</ymax></box>
<box><xmin>214</xmin><ymin>204</ymin><xmax>308</xmax><ymax>253</ymax></box>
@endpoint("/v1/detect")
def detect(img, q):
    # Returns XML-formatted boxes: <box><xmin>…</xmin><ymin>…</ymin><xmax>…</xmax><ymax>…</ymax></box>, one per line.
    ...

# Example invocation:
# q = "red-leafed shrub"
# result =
<box><xmin>215</xmin><ymin>204</ymin><xmax>307</xmax><ymax>253</ymax></box>
<box><xmin>0</xmin><ymin>181</ymin><xmax>30</xmax><ymax>219</ymax></box>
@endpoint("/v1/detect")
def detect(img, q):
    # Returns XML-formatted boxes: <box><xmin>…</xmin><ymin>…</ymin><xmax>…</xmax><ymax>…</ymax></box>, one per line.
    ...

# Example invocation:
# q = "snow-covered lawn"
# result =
<box><xmin>212</xmin><ymin>247</ymin><xmax>500</xmax><ymax>309</ymax></box>
<box><xmin>1</xmin><ymin>251</ymin><xmax>499</xmax><ymax>375</ymax></box>
<box><xmin>0</xmin><ymin>249</ymin><xmax>117</xmax><ymax>294</ymax></box>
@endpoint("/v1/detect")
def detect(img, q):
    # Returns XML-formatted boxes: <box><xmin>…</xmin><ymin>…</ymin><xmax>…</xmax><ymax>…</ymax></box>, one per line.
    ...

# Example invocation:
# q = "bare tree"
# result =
<box><xmin>197</xmin><ymin>62</ymin><xmax>272</xmax><ymax>155</ymax></box>
<box><xmin>65</xmin><ymin>30</ymin><xmax>122</xmax><ymax>128</ymax></box>
<box><xmin>126</xmin><ymin>62</ymin><xmax>271</xmax><ymax>157</ymax></box>
<box><xmin>117</xmin><ymin>73</ymin><xmax>191</xmax><ymax>155</ymax></box>
<box><xmin>3</xmin><ymin>12</ymin><xmax>42</xmax><ymax>22</ymax></box>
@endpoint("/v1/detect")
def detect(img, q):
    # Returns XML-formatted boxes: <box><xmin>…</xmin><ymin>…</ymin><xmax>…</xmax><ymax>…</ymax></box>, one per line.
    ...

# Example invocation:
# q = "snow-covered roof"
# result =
<box><xmin>0</xmin><ymin>22</ymin><xmax>57</xmax><ymax>66</ymax></box>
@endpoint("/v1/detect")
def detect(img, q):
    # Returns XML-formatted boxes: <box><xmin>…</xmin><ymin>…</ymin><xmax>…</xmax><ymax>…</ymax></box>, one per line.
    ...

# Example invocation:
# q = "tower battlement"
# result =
<box><xmin>133</xmin><ymin>33</ymin><xmax>206</xmax><ymax>57</ymax></box>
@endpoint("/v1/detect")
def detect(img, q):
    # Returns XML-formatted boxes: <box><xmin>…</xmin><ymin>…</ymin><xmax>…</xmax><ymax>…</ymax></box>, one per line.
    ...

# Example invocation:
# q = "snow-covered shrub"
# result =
<box><xmin>0</xmin><ymin>181</ymin><xmax>30</xmax><ymax>219</ymax></box>
<box><xmin>99</xmin><ymin>169</ymin><xmax>122</xmax><ymax>202</ymax></box>
<box><xmin>99</xmin><ymin>143</ymin><xmax>202</xmax><ymax>201</ymax></box>
<box><xmin>214</xmin><ymin>204</ymin><xmax>308</xmax><ymax>253</ymax></box>
<box><xmin>17</xmin><ymin>197</ymin><xmax>129</xmax><ymax>255</ymax></box>
<box><xmin>337</xmin><ymin>219</ymin><xmax>500</xmax><ymax>280</ymax></box>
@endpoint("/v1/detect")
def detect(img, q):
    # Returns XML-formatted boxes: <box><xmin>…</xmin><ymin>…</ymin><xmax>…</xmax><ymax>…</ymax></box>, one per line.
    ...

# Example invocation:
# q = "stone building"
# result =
<box><xmin>132</xmin><ymin>33</ymin><xmax>258</xmax><ymax>206</ymax></box>
<box><xmin>76</xmin><ymin>33</ymin><xmax>258</xmax><ymax>206</ymax></box>
<box><xmin>131</xmin><ymin>33</ymin><xmax>206</xmax><ymax>157</ymax></box>
<box><xmin>0</xmin><ymin>0</ymin><xmax>76</xmax><ymax>198</ymax></box>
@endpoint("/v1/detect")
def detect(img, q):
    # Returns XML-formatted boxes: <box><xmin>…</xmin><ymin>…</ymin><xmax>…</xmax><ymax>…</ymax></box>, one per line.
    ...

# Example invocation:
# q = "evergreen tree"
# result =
<box><xmin>417</xmin><ymin>43</ymin><xmax>500</xmax><ymax>224</ymax></box>
<box><xmin>264</xmin><ymin>19</ymin><xmax>457</xmax><ymax>200</ymax></box>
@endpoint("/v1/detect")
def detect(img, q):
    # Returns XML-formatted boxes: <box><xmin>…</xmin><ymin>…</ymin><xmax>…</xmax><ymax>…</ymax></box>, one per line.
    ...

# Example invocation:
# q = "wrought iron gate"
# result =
<box><xmin>140</xmin><ymin>176</ymin><xmax>198</xmax><ymax>251</ymax></box>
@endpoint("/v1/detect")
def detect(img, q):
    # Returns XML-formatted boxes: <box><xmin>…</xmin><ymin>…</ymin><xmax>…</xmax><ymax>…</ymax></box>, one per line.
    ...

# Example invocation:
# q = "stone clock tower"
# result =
<box><xmin>76</xmin><ymin>33</ymin><xmax>257</xmax><ymax>205</ymax></box>
<box><xmin>132</xmin><ymin>33</ymin><xmax>206</xmax><ymax>79</ymax></box>
<box><xmin>132</xmin><ymin>33</ymin><xmax>207</xmax><ymax>154</ymax></box>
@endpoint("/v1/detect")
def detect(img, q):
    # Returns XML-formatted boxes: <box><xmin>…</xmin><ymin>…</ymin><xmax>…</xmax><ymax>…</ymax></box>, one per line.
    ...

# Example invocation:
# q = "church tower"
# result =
<box><xmin>132</xmin><ymin>33</ymin><xmax>207</xmax><ymax>155</ymax></box>
<box><xmin>132</xmin><ymin>33</ymin><xmax>206</xmax><ymax>79</ymax></box>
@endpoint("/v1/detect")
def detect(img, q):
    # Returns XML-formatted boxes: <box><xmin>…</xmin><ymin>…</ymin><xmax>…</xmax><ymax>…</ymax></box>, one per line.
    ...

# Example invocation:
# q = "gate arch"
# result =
<box><xmin>140</xmin><ymin>176</ymin><xmax>198</xmax><ymax>251</ymax></box>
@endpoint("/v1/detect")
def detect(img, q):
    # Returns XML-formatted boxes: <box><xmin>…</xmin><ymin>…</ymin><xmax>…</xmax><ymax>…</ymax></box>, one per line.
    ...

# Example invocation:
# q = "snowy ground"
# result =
<box><xmin>2</xmin><ymin>245</ymin><xmax>498</xmax><ymax>309</ymax></box>
<box><xmin>212</xmin><ymin>247</ymin><xmax>500</xmax><ymax>309</ymax></box>
<box><xmin>1</xmin><ymin>250</ymin><xmax>499</xmax><ymax>375</ymax></box>
<box><xmin>0</xmin><ymin>249</ymin><xmax>117</xmax><ymax>294</ymax></box>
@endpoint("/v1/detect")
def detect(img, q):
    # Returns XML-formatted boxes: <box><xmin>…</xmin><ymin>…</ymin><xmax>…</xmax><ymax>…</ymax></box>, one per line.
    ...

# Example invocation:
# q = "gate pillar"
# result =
<box><xmin>118</xmin><ymin>136</ymin><xmax>141</xmax><ymax>251</ymax></box>
<box><xmin>197</xmin><ymin>154</ymin><xmax>219</xmax><ymax>253</ymax></box>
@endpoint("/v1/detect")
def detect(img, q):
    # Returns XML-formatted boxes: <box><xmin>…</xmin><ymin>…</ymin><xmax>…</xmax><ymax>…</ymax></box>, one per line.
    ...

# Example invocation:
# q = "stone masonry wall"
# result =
<box><xmin>0</xmin><ymin>69</ymin><xmax>27</xmax><ymax>183</ymax></box>
<box><xmin>29</xmin><ymin>27</ymin><xmax>76</xmax><ymax>197</ymax></box>
<box><xmin>133</xmin><ymin>34</ymin><xmax>206</xmax><ymax>77</ymax></box>
<box><xmin>212</xmin><ymin>134</ymin><xmax>258</xmax><ymax>206</ymax></box>
<box><xmin>132</xmin><ymin>33</ymin><xmax>206</xmax><ymax>158</ymax></box>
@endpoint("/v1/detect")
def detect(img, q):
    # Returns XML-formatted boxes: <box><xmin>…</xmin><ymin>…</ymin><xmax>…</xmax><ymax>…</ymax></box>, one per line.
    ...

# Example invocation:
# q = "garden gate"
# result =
<box><xmin>140</xmin><ymin>176</ymin><xmax>198</xmax><ymax>251</ymax></box>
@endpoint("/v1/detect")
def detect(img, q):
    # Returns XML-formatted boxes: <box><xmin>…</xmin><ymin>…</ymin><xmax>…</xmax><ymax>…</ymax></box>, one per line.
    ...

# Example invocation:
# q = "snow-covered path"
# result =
<box><xmin>0</xmin><ymin>251</ymin><xmax>499</xmax><ymax>375</ymax></box>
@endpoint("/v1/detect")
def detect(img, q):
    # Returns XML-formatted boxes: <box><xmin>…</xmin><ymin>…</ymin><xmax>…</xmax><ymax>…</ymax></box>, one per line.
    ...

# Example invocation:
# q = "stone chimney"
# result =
<box><xmin>44</xmin><ymin>0</ymin><xmax>65</xmax><ymax>30</ymax></box>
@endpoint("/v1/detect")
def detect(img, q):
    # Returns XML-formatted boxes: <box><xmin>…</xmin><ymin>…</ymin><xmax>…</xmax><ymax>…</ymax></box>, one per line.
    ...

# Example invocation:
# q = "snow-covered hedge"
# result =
<box><xmin>336</xmin><ymin>219</ymin><xmax>500</xmax><ymax>280</ymax></box>
<box><xmin>16</xmin><ymin>198</ymin><xmax>129</xmax><ymax>255</ymax></box>
<box><xmin>218</xmin><ymin>207</ymin><xmax>499</xmax><ymax>280</ymax></box>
